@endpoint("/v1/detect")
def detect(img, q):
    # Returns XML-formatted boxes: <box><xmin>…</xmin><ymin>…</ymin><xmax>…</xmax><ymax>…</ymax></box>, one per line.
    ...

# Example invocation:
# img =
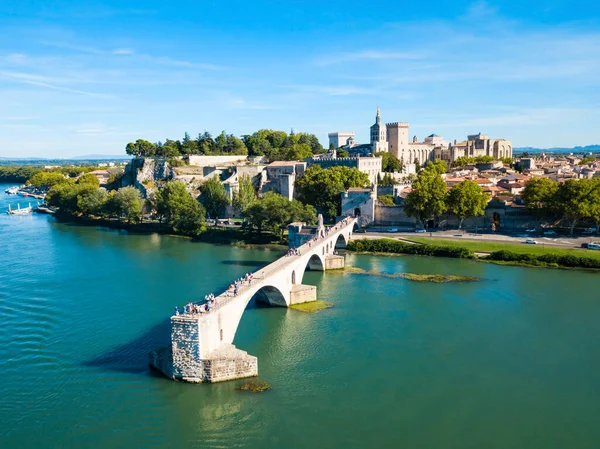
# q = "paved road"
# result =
<box><xmin>352</xmin><ymin>229</ymin><xmax>599</xmax><ymax>249</ymax></box>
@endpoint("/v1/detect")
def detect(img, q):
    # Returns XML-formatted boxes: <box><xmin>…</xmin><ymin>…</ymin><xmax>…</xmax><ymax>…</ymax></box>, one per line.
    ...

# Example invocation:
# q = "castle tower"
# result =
<box><xmin>370</xmin><ymin>107</ymin><xmax>388</xmax><ymax>153</ymax></box>
<box><xmin>385</xmin><ymin>122</ymin><xmax>409</xmax><ymax>160</ymax></box>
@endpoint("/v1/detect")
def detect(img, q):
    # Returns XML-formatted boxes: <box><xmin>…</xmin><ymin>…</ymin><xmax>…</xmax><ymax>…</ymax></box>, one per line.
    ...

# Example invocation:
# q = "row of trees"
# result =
<box><xmin>0</xmin><ymin>165</ymin><xmax>102</xmax><ymax>184</ymax></box>
<box><xmin>521</xmin><ymin>177</ymin><xmax>600</xmax><ymax>234</ymax></box>
<box><xmin>404</xmin><ymin>165</ymin><xmax>489</xmax><ymax>229</ymax></box>
<box><xmin>125</xmin><ymin>129</ymin><xmax>325</xmax><ymax>162</ymax></box>
<box><xmin>453</xmin><ymin>155</ymin><xmax>513</xmax><ymax>167</ymax></box>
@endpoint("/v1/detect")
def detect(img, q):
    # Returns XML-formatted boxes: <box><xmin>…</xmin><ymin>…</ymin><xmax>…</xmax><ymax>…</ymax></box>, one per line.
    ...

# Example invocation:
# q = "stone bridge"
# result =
<box><xmin>150</xmin><ymin>217</ymin><xmax>358</xmax><ymax>383</ymax></box>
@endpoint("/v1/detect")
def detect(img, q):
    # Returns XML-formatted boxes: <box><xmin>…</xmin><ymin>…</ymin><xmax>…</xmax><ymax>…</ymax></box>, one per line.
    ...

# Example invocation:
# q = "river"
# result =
<box><xmin>1</xmin><ymin>183</ymin><xmax>599</xmax><ymax>448</ymax></box>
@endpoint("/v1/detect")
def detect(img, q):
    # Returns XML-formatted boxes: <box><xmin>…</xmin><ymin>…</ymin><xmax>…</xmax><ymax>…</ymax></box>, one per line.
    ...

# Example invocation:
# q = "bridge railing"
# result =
<box><xmin>173</xmin><ymin>217</ymin><xmax>356</xmax><ymax>318</ymax></box>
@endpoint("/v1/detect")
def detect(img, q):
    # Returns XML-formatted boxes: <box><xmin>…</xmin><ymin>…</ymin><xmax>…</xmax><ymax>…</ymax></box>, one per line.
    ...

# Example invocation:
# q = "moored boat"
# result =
<box><xmin>7</xmin><ymin>203</ymin><xmax>34</xmax><ymax>215</ymax></box>
<box><xmin>4</xmin><ymin>186</ymin><xmax>19</xmax><ymax>195</ymax></box>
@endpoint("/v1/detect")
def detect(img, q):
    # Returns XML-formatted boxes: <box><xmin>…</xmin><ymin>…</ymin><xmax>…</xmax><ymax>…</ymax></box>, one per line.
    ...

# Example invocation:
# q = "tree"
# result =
<box><xmin>378</xmin><ymin>194</ymin><xmax>395</xmax><ymax>206</ymax></box>
<box><xmin>374</xmin><ymin>151</ymin><xmax>402</xmax><ymax>173</ymax></box>
<box><xmin>285</xmin><ymin>143</ymin><xmax>313</xmax><ymax>160</ymax></box>
<box><xmin>446</xmin><ymin>180</ymin><xmax>489</xmax><ymax>229</ymax></box>
<box><xmin>413</xmin><ymin>158</ymin><xmax>421</xmax><ymax>172</ymax></box>
<box><xmin>555</xmin><ymin>179</ymin><xmax>595</xmax><ymax>235</ymax></box>
<box><xmin>295</xmin><ymin>165</ymin><xmax>370</xmax><ymax>220</ymax></box>
<box><xmin>475</xmin><ymin>155</ymin><xmax>494</xmax><ymax>163</ymax></box>
<box><xmin>244</xmin><ymin>192</ymin><xmax>316</xmax><ymax>237</ymax></box>
<box><xmin>200</xmin><ymin>176</ymin><xmax>230</xmax><ymax>223</ymax></box>
<box><xmin>424</xmin><ymin>160</ymin><xmax>448</xmax><ymax>175</ymax></box>
<box><xmin>76</xmin><ymin>173</ymin><xmax>100</xmax><ymax>188</ymax></box>
<box><xmin>113</xmin><ymin>187</ymin><xmax>143</xmax><ymax>223</ymax></box>
<box><xmin>232</xmin><ymin>175</ymin><xmax>256</xmax><ymax>216</ymax></box>
<box><xmin>521</xmin><ymin>177</ymin><xmax>559</xmax><ymax>229</ymax></box>
<box><xmin>155</xmin><ymin>181</ymin><xmax>206</xmax><ymax>236</ymax></box>
<box><xmin>78</xmin><ymin>188</ymin><xmax>108</xmax><ymax>217</ymax></box>
<box><xmin>125</xmin><ymin>139</ymin><xmax>156</xmax><ymax>157</ymax></box>
<box><xmin>379</xmin><ymin>173</ymin><xmax>396</xmax><ymax>186</ymax></box>
<box><xmin>404</xmin><ymin>170</ymin><xmax>447</xmax><ymax>227</ymax></box>
<box><xmin>337</xmin><ymin>148</ymin><xmax>349</xmax><ymax>158</ymax></box>
<box><xmin>588</xmin><ymin>178</ymin><xmax>600</xmax><ymax>235</ymax></box>
<box><xmin>453</xmin><ymin>156</ymin><xmax>475</xmax><ymax>167</ymax></box>
<box><xmin>29</xmin><ymin>171</ymin><xmax>70</xmax><ymax>190</ymax></box>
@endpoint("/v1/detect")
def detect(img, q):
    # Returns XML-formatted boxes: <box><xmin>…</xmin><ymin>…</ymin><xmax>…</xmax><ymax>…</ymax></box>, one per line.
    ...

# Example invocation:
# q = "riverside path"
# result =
<box><xmin>150</xmin><ymin>216</ymin><xmax>359</xmax><ymax>383</ymax></box>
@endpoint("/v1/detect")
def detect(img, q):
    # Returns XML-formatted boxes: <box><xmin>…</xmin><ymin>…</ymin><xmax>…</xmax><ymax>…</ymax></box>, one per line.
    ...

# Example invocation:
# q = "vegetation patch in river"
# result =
<box><xmin>236</xmin><ymin>380</ymin><xmax>272</xmax><ymax>393</ymax></box>
<box><xmin>332</xmin><ymin>266</ymin><xmax>479</xmax><ymax>282</ymax></box>
<box><xmin>289</xmin><ymin>300</ymin><xmax>334</xmax><ymax>312</ymax></box>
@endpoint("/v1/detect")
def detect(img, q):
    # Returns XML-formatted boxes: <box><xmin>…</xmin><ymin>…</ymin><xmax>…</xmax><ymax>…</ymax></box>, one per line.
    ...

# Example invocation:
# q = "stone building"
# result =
<box><xmin>307</xmin><ymin>154</ymin><xmax>382</xmax><ymax>185</ymax></box>
<box><xmin>260</xmin><ymin>161</ymin><xmax>307</xmax><ymax>200</ymax></box>
<box><xmin>370</xmin><ymin>107</ymin><xmax>388</xmax><ymax>153</ymax></box>
<box><xmin>451</xmin><ymin>133</ymin><xmax>513</xmax><ymax>160</ymax></box>
<box><xmin>341</xmin><ymin>187</ymin><xmax>376</xmax><ymax>227</ymax></box>
<box><xmin>328</xmin><ymin>132</ymin><xmax>355</xmax><ymax>149</ymax></box>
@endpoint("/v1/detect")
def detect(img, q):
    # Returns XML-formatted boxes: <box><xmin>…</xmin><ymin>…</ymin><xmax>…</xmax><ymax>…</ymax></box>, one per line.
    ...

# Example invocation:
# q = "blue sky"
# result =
<box><xmin>1</xmin><ymin>0</ymin><xmax>600</xmax><ymax>157</ymax></box>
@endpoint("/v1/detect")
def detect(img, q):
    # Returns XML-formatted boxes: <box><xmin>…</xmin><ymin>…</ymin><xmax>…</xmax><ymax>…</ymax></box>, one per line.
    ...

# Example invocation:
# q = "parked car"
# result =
<box><xmin>583</xmin><ymin>228</ymin><xmax>597</xmax><ymax>235</ymax></box>
<box><xmin>415</xmin><ymin>229</ymin><xmax>426</xmax><ymax>233</ymax></box>
<box><xmin>525</xmin><ymin>238</ymin><xmax>538</xmax><ymax>244</ymax></box>
<box><xmin>543</xmin><ymin>230</ymin><xmax>557</xmax><ymax>236</ymax></box>
<box><xmin>526</xmin><ymin>229</ymin><xmax>536</xmax><ymax>233</ymax></box>
<box><xmin>387</xmin><ymin>228</ymin><xmax>399</xmax><ymax>233</ymax></box>
<box><xmin>589</xmin><ymin>243</ymin><xmax>600</xmax><ymax>250</ymax></box>
<box><xmin>581</xmin><ymin>243</ymin><xmax>590</xmax><ymax>249</ymax></box>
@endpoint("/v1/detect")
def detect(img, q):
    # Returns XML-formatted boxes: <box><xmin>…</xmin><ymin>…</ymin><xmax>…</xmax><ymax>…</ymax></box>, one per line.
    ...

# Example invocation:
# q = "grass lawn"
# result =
<box><xmin>406</xmin><ymin>237</ymin><xmax>600</xmax><ymax>260</ymax></box>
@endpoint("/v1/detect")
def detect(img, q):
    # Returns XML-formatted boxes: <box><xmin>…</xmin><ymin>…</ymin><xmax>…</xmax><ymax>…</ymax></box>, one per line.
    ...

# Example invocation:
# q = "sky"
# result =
<box><xmin>1</xmin><ymin>0</ymin><xmax>600</xmax><ymax>158</ymax></box>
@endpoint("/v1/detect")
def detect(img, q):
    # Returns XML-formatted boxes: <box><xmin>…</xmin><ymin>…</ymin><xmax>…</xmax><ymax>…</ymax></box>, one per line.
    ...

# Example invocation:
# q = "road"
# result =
<box><xmin>351</xmin><ymin>229</ymin><xmax>598</xmax><ymax>249</ymax></box>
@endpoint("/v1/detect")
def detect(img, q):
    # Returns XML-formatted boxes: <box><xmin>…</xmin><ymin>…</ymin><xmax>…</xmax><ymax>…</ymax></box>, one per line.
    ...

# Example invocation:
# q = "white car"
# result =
<box><xmin>525</xmin><ymin>238</ymin><xmax>538</xmax><ymax>244</ymax></box>
<box><xmin>387</xmin><ymin>228</ymin><xmax>399</xmax><ymax>233</ymax></box>
<box><xmin>415</xmin><ymin>229</ymin><xmax>426</xmax><ymax>233</ymax></box>
<box><xmin>543</xmin><ymin>230</ymin><xmax>557</xmax><ymax>236</ymax></box>
<box><xmin>526</xmin><ymin>229</ymin><xmax>536</xmax><ymax>233</ymax></box>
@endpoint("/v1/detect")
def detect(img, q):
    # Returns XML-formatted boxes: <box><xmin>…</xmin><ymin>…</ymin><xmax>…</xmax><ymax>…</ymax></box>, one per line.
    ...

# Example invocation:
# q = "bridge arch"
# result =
<box><xmin>334</xmin><ymin>232</ymin><xmax>348</xmax><ymax>249</ymax></box>
<box><xmin>251</xmin><ymin>284</ymin><xmax>287</xmax><ymax>307</ymax></box>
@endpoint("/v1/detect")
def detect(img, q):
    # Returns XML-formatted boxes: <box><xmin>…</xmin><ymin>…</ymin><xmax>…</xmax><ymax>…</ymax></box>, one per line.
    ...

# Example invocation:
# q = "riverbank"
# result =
<box><xmin>347</xmin><ymin>238</ymin><xmax>600</xmax><ymax>271</ymax></box>
<box><xmin>51</xmin><ymin>212</ymin><xmax>285</xmax><ymax>247</ymax></box>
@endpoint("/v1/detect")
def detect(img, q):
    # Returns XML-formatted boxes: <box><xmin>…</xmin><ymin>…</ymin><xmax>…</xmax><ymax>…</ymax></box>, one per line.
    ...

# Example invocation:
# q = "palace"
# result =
<box><xmin>330</xmin><ymin>108</ymin><xmax>512</xmax><ymax>165</ymax></box>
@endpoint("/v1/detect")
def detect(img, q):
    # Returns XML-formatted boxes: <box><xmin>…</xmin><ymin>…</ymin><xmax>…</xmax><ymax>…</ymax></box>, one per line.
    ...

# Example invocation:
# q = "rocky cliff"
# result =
<box><xmin>120</xmin><ymin>157</ymin><xmax>176</xmax><ymax>197</ymax></box>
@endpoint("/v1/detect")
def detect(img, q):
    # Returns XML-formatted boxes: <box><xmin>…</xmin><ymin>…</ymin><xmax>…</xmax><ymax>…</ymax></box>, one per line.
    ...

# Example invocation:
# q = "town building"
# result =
<box><xmin>328</xmin><ymin>132</ymin><xmax>355</xmax><ymax>149</ymax></box>
<box><xmin>306</xmin><ymin>153</ymin><xmax>382</xmax><ymax>185</ymax></box>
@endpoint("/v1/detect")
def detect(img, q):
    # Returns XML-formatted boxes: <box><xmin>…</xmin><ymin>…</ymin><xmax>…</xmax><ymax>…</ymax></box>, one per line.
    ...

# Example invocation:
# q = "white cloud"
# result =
<box><xmin>113</xmin><ymin>48</ymin><xmax>134</xmax><ymax>56</ymax></box>
<box><xmin>317</xmin><ymin>50</ymin><xmax>425</xmax><ymax>66</ymax></box>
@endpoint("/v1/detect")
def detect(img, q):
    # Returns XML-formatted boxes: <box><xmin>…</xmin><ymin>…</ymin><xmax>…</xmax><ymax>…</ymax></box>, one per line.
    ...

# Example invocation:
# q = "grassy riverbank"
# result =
<box><xmin>347</xmin><ymin>238</ymin><xmax>600</xmax><ymax>270</ymax></box>
<box><xmin>407</xmin><ymin>237</ymin><xmax>600</xmax><ymax>260</ymax></box>
<box><xmin>289</xmin><ymin>301</ymin><xmax>333</xmax><ymax>312</ymax></box>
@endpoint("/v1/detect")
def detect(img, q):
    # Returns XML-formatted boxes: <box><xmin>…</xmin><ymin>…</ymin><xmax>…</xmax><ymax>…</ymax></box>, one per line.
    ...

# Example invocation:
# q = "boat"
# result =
<box><xmin>4</xmin><ymin>186</ymin><xmax>19</xmax><ymax>195</ymax></box>
<box><xmin>7</xmin><ymin>203</ymin><xmax>33</xmax><ymax>215</ymax></box>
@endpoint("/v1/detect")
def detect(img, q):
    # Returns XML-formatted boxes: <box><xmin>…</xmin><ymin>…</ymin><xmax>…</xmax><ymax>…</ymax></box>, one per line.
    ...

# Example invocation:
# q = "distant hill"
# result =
<box><xmin>70</xmin><ymin>154</ymin><xmax>132</xmax><ymax>160</ymax></box>
<box><xmin>514</xmin><ymin>145</ymin><xmax>600</xmax><ymax>154</ymax></box>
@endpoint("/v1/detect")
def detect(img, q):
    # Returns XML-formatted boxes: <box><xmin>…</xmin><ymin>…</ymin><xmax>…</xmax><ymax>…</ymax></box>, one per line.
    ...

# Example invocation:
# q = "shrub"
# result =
<box><xmin>347</xmin><ymin>239</ymin><xmax>474</xmax><ymax>259</ymax></box>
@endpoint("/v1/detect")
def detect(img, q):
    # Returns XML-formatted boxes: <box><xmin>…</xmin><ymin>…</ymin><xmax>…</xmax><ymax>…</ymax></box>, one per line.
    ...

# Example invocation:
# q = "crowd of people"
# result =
<box><xmin>174</xmin><ymin>217</ymin><xmax>354</xmax><ymax>318</ymax></box>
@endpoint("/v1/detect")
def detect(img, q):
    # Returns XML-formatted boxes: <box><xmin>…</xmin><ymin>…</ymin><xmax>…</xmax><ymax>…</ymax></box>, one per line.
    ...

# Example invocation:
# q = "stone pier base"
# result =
<box><xmin>290</xmin><ymin>284</ymin><xmax>317</xmax><ymax>305</ymax></box>
<box><xmin>149</xmin><ymin>344</ymin><xmax>258</xmax><ymax>383</ymax></box>
<box><xmin>325</xmin><ymin>255</ymin><xmax>345</xmax><ymax>270</ymax></box>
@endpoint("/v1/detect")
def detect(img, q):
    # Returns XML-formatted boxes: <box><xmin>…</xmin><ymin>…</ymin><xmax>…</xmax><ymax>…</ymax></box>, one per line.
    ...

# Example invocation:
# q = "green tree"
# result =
<box><xmin>125</xmin><ymin>139</ymin><xmax>156</xmax><ymax>157</ymax></box>
<box><xmin>337</xmin><ymin>148</ymin><xmax>349</xmax><ymax>158</ymax></box>
<box><xmin>155</xmin><ymin>181</ymin><xmax>206</xmax><ymax>236</ymax></box>
<box><xmin>521</xmin><ymin>177</ymin><xmax>559</xmax><ymax>229</ymax></box>
<box><xmin>446</xmin><ymin>180</ymin><xmax>490</xmax><ymax>229</ymax></box>
<box><xmin>113</xmin><ymin>187</ymin><xmax>143</xmax><ymax>223</ymax></box>
<box><xmin>200</xmin><ymin>176</ymin><xmax>230</xmax><ymax>223</ymax></box>
<box><xmin>76</xmin><ymin>173</ymin><xmax>100</xmax><ymax>188</ymax></box>
<box><xmin>374</xmin><ymin>151</ymin><xmax>402</xmax><ymax>172</ymax></box>
<box><xmin>378</xmin><ymin>194</ymin><xmax>395</xmax><ymax>206</ymax></box>
<box><xmin>404</xmin><ymin>170</ymin><xmax>447</xmax><ymax>227</ymax></box>
<box><xmin>413</xmin><ymin>158</ymin><xmax>421</xmax><ymax>172</ymax></box>
<box><xmin>475</xmin><ymin>155</ymin><xmax>494</xmax><ymax>163</ymax></box>
<box><xmin>232</xmin><ymin>175</ymin><xmax>256</xmax><ymax>216</ymax></box>
<box><xmin>295</xmin><ymin>165</ymin><xmax>370</xmax><ymax>220</ymax></box>
<box><xmin>379</xmin><ymin>173</ymin><xmax>396</xmax><ymax>186</ymax></box>
<box><xmin>78</xmin><ymin>188</ymin><xmax>108</xmax><ymax>216</ymax></box>
<box><xmin>555</xmin><ymin>179</ymin><xmax>593</xmax><ymax>235</ymax></box>
<box><xmin>453</xmin><ymin>156</ymin><xmax>475</xmax><ymax>167</ymax></box>
<box><xmin>285</xmin><ymin>143</ymin><xmax>313</xmax><ymax>160</ymax></box>
<box><xmin>29</xmin><ymin>171</ymin><xmax>70</xmax><ymax>190</ymax></box>
<box><xmin>424</xmin><ymin>160</ymin><xmax>448</xmax><ymax>175</ymax></box>
<box><xmin>244</xmin><ymin>192</ymin><xmax>316</xmax><ymax>237</ymax></box>
<box><xmin>588</xmin><ymin>178</ymin><xmax>600</xmax><ymax>235</ymax></box>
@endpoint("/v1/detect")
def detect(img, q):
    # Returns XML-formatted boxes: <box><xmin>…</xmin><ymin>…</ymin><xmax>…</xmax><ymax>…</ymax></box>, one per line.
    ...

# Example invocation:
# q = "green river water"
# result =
<box><xmin>1</xmin><ymin>184</ymin><xmax>599</xmax><ymax>448</ymax></box>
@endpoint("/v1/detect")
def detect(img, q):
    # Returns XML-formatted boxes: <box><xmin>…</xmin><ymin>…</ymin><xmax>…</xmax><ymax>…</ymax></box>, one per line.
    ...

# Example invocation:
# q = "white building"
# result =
<box><xmin>328</xmin><ymin>132</ymin><xmax>355</xmax><ymax>149</ymax></box>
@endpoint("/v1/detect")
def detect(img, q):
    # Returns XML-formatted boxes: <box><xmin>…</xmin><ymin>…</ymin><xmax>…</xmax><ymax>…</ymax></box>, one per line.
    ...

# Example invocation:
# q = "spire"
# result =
<box><xmin>375</xmin><ymin>106</ymin><xmax>381</xmax><ymax>125</ymax></box>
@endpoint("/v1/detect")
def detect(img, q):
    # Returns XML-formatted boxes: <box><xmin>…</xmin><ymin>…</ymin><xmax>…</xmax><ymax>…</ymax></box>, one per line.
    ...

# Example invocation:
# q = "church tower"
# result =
<box><xmin>370</xmin><ymin>107</ymin><xmax>388</xmax><ymax>153</ymax></box>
